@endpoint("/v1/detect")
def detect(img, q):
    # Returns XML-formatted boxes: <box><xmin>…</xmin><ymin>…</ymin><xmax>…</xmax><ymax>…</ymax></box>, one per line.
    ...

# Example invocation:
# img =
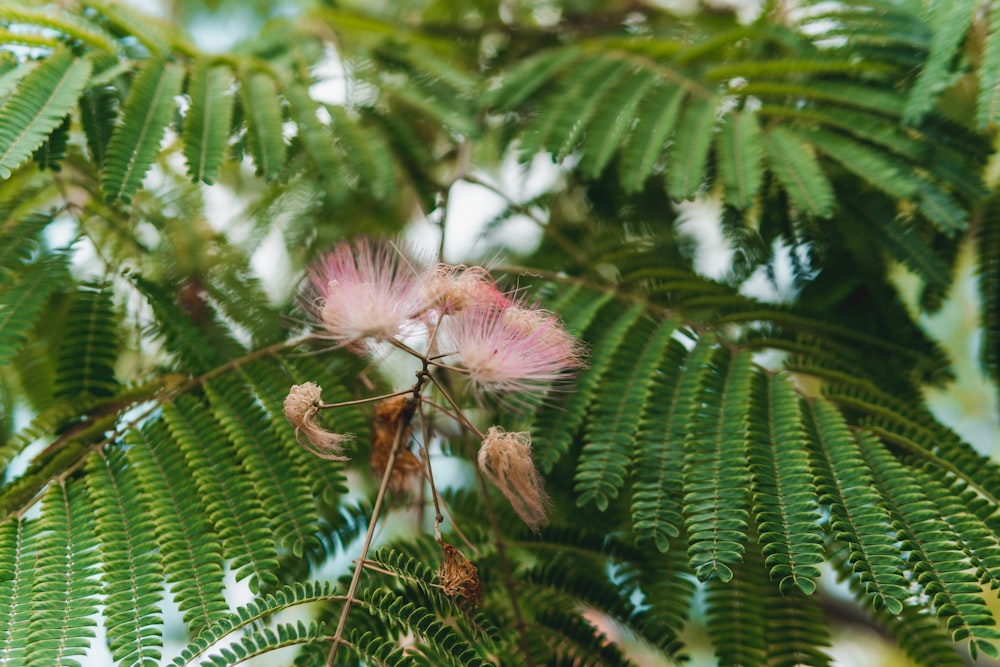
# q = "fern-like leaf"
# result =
<box><xmin>717</xmin><ymin>111</ymin><xmax>763</xmax><ymax>210</ymax></box>
<box><xmin>0</xmin><ymin>212</ymin><xmax>50</xmax><ymax>283</ymax></box>
<box><xmin>683</xmin><ymin>342</ymin><xmax>754</xmax><ymax>583</ymax></box>
<box><xmin>53</xmin><ymin>280</ymin><xmax>120</xmax><ymax>399</ymax></box>
<box><xmin>184</xmin><ymin>61</ymin><xmax>234</xmax><ymax>185</ymax></box>
<box><xmin>26</xmin><ymin>481</ymin><xmax>100</xmax><ymax>667</ymax></box>
<box><xmin>980</xmin><ymin>192</ymin><xmax>1000</xmax><ymax>387</ymax></box>
<box><xmin>747</xmin><ymin>372</ymin><xmax>824</xmax><ymax>595</ymax></box>
<box><xmin>575</xmin><ymin>316</ymin><xmax>675</xmax><ymax>510</ymax></box>
<box><xmin>577</xmin><ymin>67</ymin><xmax>659</xmax><ymax>180</ymax></box>
<box><xmin>286</xmin><ymin>82</ymin><xmax>347</xmax><ymax>201</ymax></box>
<box><xmin>762</xmin><ymin>127</ymin><xmax>833</xmax><ymax>218</ymax></box>
<box><xmin>795</xmin><ymin>126</ymin><xmax>920</xmax><ymax>201</ymax></box>
<box><xmin>85</xmin><ymin>448</ymin><xmax>164</xmax><ymax>666</ymax></box>
<box><xmin>205</xmin><ymin>376</ymin><xmax>322</xmax><ymax>560</ymax></box>
<box><xmin>162</xmin><ymin>397</ymin><xmax>280</xmax><ymax>590</ymax></box>
<box><xmin>517</xmin><ymin>54</ymin><xmax>626</xmax><ymax>160</ymax></box>
<box><xmin>101</xmin><ymin>57</ymin><xmax>184</xmax><ymax>202</ymax></box>
<box><xmin>328</xmin><ymin>105</ymin><xmax>396</xmax><ymax>200</ymax></box>
<box><xmin>32</xmin><ymin>113</ymin><xmax>70</xmax><ymax>171</ymax></box>
<box><xmin>485</xmin><ymin>46</ymin><xmax>583</xmax><ymax>111</ymax></box>
<box><xmin>79</xmin><ymin>85</ymin><xmax>117</xmax><ymax>166</ymax></box>
<box><xmin>804</xmin><ymin>399</ymin><xmax>908</xmax><ymax>614</ymax></box>
<box><xmin>530</xmin><ymin>298</ymin><xmax>641</xmax><ymax>473</ymax></box>
<box><xmin>239</xmin><ymin>71</ymin><xmax>287</xmax><ymax>182</ymax></box>
<box><xmin>0</xmin><ymin>49</ymin><xmax>92</xmax><ymax>178</ymax></box>
<box><xmin>704</xmin><ymin>545</ymin><xmax>769</xmax><ymax>666</ymax></box>
<box><xmin>0</xmin><ymin>253</ymin><xmax>69</xmax><ymax>367</ymax></box>
<box><xmin>169</xmin><ymin>581</ymin><xmax>342</xmax><ymax>666</ymax></box>
<box><xmin>903</xmin><ymin>0</ymin><xmax>976</xmax><ymax>124</ymax></box>
<box><xmin>977</xmin><ymin>3</ymin><xmax>1000</xmax><ymax>129</ymax></box>
<box><xmin>632</xmin><ymin>335</ymin><xmax>714</xmax><ymax>553</ymax></box>
<box><xmin>666</xmin><ymin>96</ymin><xmax>716</xmax><ymax>201</ymax></box>
<box><xmin>0</xmin><ymin>517</ymin><xmax>39</xmax><ymax>665</ymax></box>
<box><xmin>617</xmin><ymin>84</ymin><xmax>685</xmax><ymax>193</ymax></box>
<box><xmin>856</xmin><ymin>430</ymin><xmax>1000</xmax><ymax>658</ymax></box>
<box><xmin>0</xmin><ymin>6</ymin><xmax>119</xmax><ymax>53</ymax></box>
<box><xmin>126</xmin><ymin>422</ymin><xmax>229</xmax><ymax>633</ymax></box>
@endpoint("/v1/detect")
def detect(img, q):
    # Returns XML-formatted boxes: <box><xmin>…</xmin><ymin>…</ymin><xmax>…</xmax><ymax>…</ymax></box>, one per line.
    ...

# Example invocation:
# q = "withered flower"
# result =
<box><xmin>283</xmin><ymin>382</ymin><xmax>353</xmax><ymax>461</ymax></box>
<box><xmin>438</xmin><ymin>541</ymin><xmax>482</xmax><ymax>610</ymax></box>
<box><xmin>477</xmin><ymin>426</ymin><xmax>551</xmax><ymax>532</ymax></box>
<box><xmin>371</xmin><ymin>394</ymin><xmax>423</xmax><ymax>494</ymax></box>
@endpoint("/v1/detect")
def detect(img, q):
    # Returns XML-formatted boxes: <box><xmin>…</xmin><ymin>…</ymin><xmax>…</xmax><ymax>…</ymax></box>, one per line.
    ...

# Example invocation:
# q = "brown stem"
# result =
<box><xmin>417</xmin><ymin>402</ymin><xmax>446</xmax><ymax>541</ymax></box>
<box><xmin>326</xmin><ymin>392</ymin><xmax>419</xmax><ymax>665</ymax></box>
<box><xmin>476</xmin><ymin>469</ymin><xmax>536</xmax><ymax>667</ymax></box>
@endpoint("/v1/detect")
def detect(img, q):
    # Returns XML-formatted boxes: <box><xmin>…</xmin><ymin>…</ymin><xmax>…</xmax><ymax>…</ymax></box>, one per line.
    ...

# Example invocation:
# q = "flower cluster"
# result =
<box><xmin>289</xmin><ymin>237</ymin><xmax>585</xmax><ymax>536</ymax></box>
<box><xmin>308</xmin><ymin>237</ymin><xmax>585</xmax><ymax>395</ymax></box>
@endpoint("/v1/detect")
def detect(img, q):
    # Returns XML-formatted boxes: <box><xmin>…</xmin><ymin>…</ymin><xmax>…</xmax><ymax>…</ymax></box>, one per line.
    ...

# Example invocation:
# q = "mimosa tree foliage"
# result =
<box><xmin>1</xmin><ymin>0</ymin><xmax>1000</xmax><ymax>665</ymax></box>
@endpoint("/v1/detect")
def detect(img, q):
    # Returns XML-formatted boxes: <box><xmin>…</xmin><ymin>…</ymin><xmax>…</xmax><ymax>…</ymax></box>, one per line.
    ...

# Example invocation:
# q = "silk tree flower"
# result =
<box><xmin>310</xmin><ymin>238</ymin><xmax>429</xmax><ymax>352</ymax></box>
<box><xmin>478</xmin><ymin>426</ymin><xmax>550</xmax><ymax>532</ymax></box>
<box><xmin>439</xmin><ymin>301</ymin><xmax>584</xmax><ymax>396</ymax></box>
<box><xmin>422</xmin><ymin>264</ymin><xmax>511</xmax><ymax>314</ymax></box>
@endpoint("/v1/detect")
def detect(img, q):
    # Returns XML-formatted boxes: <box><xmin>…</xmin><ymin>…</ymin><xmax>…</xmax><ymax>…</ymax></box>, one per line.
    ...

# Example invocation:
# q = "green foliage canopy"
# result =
<box><xmin>1</xmin><ymin>0</ymin><xmax>1000</xmax><ymax>665</ymax></box>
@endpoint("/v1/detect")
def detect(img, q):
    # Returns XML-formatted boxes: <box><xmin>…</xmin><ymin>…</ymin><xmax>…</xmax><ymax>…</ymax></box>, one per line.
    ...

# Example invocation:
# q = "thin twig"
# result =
<box><xmin>418</xmin><ymin>401</ymin><xmax>446</xmax><ymax>541</ymax></box>
<box><xmin>475</xmin><ymin>469</ymin><xmax>535</xmax><ymax>667</ymax></box>
<box><xmin>428</xmin><ymin>375</ymin><xmax>486</xmax><ymax>438</ymax></box>
<box><xmin>326</xmin><ymin>398</ymin><xmax>414</xmax><ymax>665</ymax></box>
<box><xmin>318</xmin><ymin>388</ymin><xmax>414</xmax><ymax>410</ymax></box>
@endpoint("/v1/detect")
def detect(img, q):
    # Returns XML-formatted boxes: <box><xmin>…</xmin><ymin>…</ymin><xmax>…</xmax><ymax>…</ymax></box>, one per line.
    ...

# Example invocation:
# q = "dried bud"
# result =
<box><xmin>283</xmin><ymin>382</ymin><xmax>353</xmax><ymax>461</ymax></box>
<box><xmin>438</xmin><ymin>541</ymin><xmax>482</xmax><ymax>610</ymax></box>
<box><xmin>478</xmin><ymin>426</ymin><xmax>551</xmax><ymax>532</ymax></box>
<box><xmin>371</xmin><ymin>394</ymin><xmax>423</xmax><ymax>494</ymax></box>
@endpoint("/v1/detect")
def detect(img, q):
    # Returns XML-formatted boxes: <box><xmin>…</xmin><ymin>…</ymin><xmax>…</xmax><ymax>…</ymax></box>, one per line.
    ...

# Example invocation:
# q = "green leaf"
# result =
<box><xmin>717</xmin><ymin>111</ymin><xmax>763</xmax><ymax>209</ymax></box>
<box><xmin>977</xmin><ymin>4</ymin><xmax>1000</xmax><ymax>129</ymax></box>
<box><xmin>577</xmin><ymin>67</ymin><xmax>659</xmax><ymax>180</ymax></box>
<box><xmin>0</xmin><ymin>50</ymin><xmax>92</xmax><ymax>178</ymax></box>
<box><xmin>632</xmin><ymin>335</ymin><xmax>715</xmax><ymax>552</ymax></box>
<box><xmin>904</xmin><ymin>0</ymin><xmax>977</xmax><ymax>124</ymax></box>
<box><xmin>0</xmin><ymin>516</ymin><xmax>40</xmax><ymax>665</ymax></box>
<box><xmin>184</xmin><ymin>62</ymin><xmax>234</xmax><ymax>185</ymax></box>
<box><xmin>86</xmin><ymin>448</ymin><xmax>165</xmax><ymax>666</ymax></box>
<box><xmin>27</xmin><ymin>482</ymin><xmax>100</xmax><ymax>667</ymax></box>
<box><xmin>101</xmin><ymin>58</ymin><xmax>184</xmax><ymax>202</ymax></box>
<box><xmin>796</xmin><ymin>126</ymin><xmax>920</xmax><ymax>200</ymax></box>
<box><xmin>762</xmin><ymin>127</ymin><xmax>833</xmax><ymax>218</ymax></box>
<box><xmin>53</xmin><ymin>281</ymin><xmax>120</xmax><ymax>399</ymax></box>
<box><xmin>575</xmin><ymin>316</ymin><xmax>676</xmax><ymax>510</ymax></box>
<box><xmin>0</xmin><ymin>253</ymin><xmax>69</xmax><ymax>367</ymax></box>
<box><xmin>748</xmin><ymin>372</ymin><xmax>824</xmax><ymax>595</ymax></box>
<box><xmin>683</xmin><ymin>342</ymin><xmax>754</xmax><ymax>582</ymax></box>
<box><xmin>666</xmin><ymin>96</ymin><xmax>716</xmax><ymax>200</ymax></box>
<box><xmin>79</xmin><ymin>85</ymin><xmax>117</xmax><ymax>166</ymax></box>
<box><xmin>618</xmin><ymin>84</ymin><xmax>685</xmax><ymax>193</ymax></box>
<box><xmin>240</xmin><ymin>70</ymin><xmax>286</xmax><ymax>182</ymax></box>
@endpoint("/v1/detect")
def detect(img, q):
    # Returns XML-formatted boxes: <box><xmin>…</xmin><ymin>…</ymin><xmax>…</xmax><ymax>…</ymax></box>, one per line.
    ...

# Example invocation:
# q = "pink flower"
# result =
<box><xmin>421</xmin><ymin>264</ymin><xmax>511</xmax><ymax>314</ymax></box>
<box><xmin>309</xmin><ymin>238</ymin><xmax>429</xmax><ymax>352</ymax></box>
<box><xmin>439</xmin><ymin>301</ymin><xmax>584</xmax><ymax>395</ymax></box>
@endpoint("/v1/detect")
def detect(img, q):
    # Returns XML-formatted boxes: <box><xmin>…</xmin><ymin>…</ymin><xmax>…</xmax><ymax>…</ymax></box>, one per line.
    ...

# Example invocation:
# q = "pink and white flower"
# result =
<box><xmin>309</xmin><ymin>238</ymin><xmax>429</xmax><ymax>352</ymax></box>
<box><xmin>439</xmin><ymin>301</ymin><xmax>584</xmax><ymax>395</ymax></box>
<box><xmin>421</xmin><ymin>264</ymin><xmax>511</xmax><ymax>314</ymax></box>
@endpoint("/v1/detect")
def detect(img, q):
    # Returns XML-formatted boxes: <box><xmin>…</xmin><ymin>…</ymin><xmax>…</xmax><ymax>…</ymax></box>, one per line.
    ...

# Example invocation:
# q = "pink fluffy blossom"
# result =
<box><xmin>310</xmin><ymin>238</ymin><xmax>429</xmax><ymax>352</ymax></box>
<box><xmin>421</xmin><ymin>264</ymin><xmax>511</xmax><ymax>314</ymax></box>
<box><xmin>440</xmin><ymin>302</ymin><xmax>584</xmax><ymax>395</ymax></box>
